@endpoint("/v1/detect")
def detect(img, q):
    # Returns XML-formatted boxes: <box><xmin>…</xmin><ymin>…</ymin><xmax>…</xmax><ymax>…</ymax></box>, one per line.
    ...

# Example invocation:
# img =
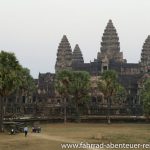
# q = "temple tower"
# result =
<box><xmin>72</xmin><ymin>44</ymin><xmax>84</xmax><ymax>64</ymax></box>
<box><xmin>140</xmin><ymin>35</ymin><xmax>150</xmax><ymax>72</ymax></box>
<box><xmin>97</xmin><ymin>19</ymin><xmax>124</xmax><ymax>63</ymax></box>
<box><xmin>55</xmin><ymin>35</ymin><xmax>72</xmax><ymax>72</ymax></box>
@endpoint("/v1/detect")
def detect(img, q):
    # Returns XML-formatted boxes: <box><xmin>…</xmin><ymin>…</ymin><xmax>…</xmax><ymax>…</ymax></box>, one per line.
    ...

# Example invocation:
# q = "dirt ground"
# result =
<box><xmin>0</xmin><ymin>123</ymin><xmax>149</xmax><ymax>150</ymax></box>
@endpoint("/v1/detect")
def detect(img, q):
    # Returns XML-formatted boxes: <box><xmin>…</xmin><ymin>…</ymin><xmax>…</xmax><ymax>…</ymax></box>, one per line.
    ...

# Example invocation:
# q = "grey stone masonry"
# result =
<box><xmin>98</xmin><ymin>19</ymin><xmax>124</xmax><ymax>63</ymax></box>
<box><xmin>140</xmin><ymin>35</ymin><xmax>150</xmax><ymax>73</ymax></box>
<box><xmin>72</xmin><ymin>44</ymin><xmax>84</xmax><ymax>64</ymax></box>
<box><xmin>55</xmin><ymin>35</ymin><xmax>72</xmax><ymax>72</ymax></box>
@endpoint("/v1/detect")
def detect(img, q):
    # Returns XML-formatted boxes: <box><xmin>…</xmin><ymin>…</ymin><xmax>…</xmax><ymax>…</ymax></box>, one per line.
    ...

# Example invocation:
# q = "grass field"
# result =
<box><xmin>0</xmin><ymin>123</ymin><xmax>150</xmax><ymax>150</ymax></box>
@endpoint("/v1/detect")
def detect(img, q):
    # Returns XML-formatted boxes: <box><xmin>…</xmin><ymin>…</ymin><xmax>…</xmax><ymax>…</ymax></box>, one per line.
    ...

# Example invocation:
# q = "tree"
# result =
<box><xmin>114</xmin><ymin>84</ymin><xmax>127</xmax><ymax>105</ymax></box>
<box><xmin>55</xmin><ymin>70</ymin><xmax>72</xmax><ymax>123</ymax></box>
<box><xmin>18</xmin><ymin>67</ymin><xmax>35</xmax><ymax>91</ymax></box>
<box><xmin>98</xmin><ymin>70</ymin><xmax>125</xmax><ymax>124</ymax></box>
<box><xmin>140</xmin><ymin>78</ymin><xmax>150</xmax><ymax>119</ymax></box>
<box><xmin>70</xmin><ymin>71</ymin><xmax>90</xmax><ymax>122</ymax></box>
<box><xmin>55</xmin><ymin>70</ymin><xmax>90</xmax><ymax>122</ymax></box>
<box><xmin>0</xmin><ymin>51</ymin><xmax>34</xmax><ymax>132</ymax></box>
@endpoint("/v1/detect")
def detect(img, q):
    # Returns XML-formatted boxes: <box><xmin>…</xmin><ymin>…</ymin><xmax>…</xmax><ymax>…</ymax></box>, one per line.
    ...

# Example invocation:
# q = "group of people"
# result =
<box><xmin>24</xmin><ymin>126</ymin><xmax>42</xmax><ymax>136</ymax></box>
<box><xmin>32</xmin><ymin>126</ymin><xmax>41</xmax><ymax>133</ymax></box>
<box><xmin>10</xmin><ymin>125</ymin><xmax>41</xmax><ymax>137</ymax></box>
<box><xmin>10</xmin><ymin>126</ymin><xmax>29</xmax><ymax>136</ymax></box>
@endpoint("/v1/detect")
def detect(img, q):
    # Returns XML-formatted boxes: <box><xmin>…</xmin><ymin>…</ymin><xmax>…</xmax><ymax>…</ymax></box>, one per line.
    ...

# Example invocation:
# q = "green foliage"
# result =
<box><xmin>18</xmin><ymin>67</ymin><xmax>35</xmax><ymax>91</ymax></box>
<box><xmin>55</xmin><ymin>70</ymin><xmax>73</xmax><ymax>123</ymax></box>
<box><xmin>70</xmin><ymin>71</ymin><xmax>90</xmax><ymax>105</ymax></box>
<box><xmin>55</xmin><ymin>70</ymin><xmax>90</xmax><ymax>120</ymax></box>
<box><xmin>116</xmin><ymin>84</ymin><xmax>126</xmax><ymax>96</ymax></box>
<box><xmin>0</xmin><ymin>51</ymin><xmax>35</xmax><ymax>96</ymax></box>
<box><xmin>140</xmin><ymin>78</ymin><xmax>150</xmax><ymax>117</ymax></box>
<box><xmin>102</xmin><ymin>70</ymin><xmax>118</xmax><ymax>81</ymax></box>
<box><xmin>0</xmin><ymin>51</ymin><xmax>22</xmax><ymax>96</ymax></box>
<box><xmin>97</xmin><ymin>70</ymin><xmax>126</xmax><ymax>123</ymax></box>
<box><xmin>114</xmin><ymin>84</ymin><xmax>127</xmax><ymax>103</ymax></box>
<box><xmin>55</xmin><ymin>70</ymin><xmax>90</xmax><ymax>102</ymax></box>
<box><xmin>0</xmin><ymin>50</ymin><xmax>35</xmax><ymax>131</ymax></box>
<box><xmin>98</xmin><ymin>70</ymin><xmax>125</xmax><ymax>99</ymax></box>
<box><xmin>55</xmin><ymin>70</ymin><xmax>73</xmax><ymax>98</ymax></box>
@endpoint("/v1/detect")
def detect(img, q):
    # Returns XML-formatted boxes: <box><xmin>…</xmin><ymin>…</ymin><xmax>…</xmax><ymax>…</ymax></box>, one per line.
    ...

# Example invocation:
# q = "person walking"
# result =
<box><xmin>24</xmin><ymin>126</ymin><xmax>28</xmax><ymax>137</ymax></box>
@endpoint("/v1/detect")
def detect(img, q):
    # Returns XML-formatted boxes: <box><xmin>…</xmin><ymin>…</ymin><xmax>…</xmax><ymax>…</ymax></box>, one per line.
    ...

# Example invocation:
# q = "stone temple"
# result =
<box><xmin>55</xmin><ymin>35</ymin><xmax>72</xmax><ymax>72</ymax></box>
<box><xmin>3</xmin><ymin>20</ymin><xmax>150</xmax><ymax>117</ymax></box>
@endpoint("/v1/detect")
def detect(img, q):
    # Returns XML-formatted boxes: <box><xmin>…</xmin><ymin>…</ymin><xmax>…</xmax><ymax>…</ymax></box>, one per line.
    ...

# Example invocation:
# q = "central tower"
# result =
<box><xmin>97</xmin><ymin>20</ymin><xmax>124</xmax><ymax>63</ymax></box>
<box><xmin>140</xmin><ymin>35</ymin><xmax>150</xmax><ymax>72</ymax></box>
<box><xmin>55</xmin><ymin>35</ymin><xmax>72</xmax><ymax>72</ymax></box>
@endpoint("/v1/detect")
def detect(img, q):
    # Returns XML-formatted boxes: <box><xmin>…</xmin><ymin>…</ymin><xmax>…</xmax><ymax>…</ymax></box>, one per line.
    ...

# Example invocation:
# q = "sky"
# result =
<box><xmin>0</xmin><ymin>0</ymin><xmax>150</xmax><ymax>78</ymax></box>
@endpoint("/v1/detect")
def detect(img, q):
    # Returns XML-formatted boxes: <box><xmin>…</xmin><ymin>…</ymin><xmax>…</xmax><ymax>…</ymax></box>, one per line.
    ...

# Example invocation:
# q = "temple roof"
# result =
<box><xmin>141</xmin><ymin>35</ymin><xmax>150</xmax><ymax>65</ymax></box>
<box><xmin>72</xmin><ymin>44</ymin><xmax>84</xmax><ymax>64</ymax></box>
<box><xmin>55</xmin><ymin>35</ymin><xmax>72</xmax><ymax>72</ymax></box>
<box><xmin>97</xmin><ymin>19</ymin><xmax>125</xmax><ymax>63</ymax></box>
<box><xmin>100</xmin><ymin>19</ymin><xmax>120</xmax><ymax>53</ymax></box>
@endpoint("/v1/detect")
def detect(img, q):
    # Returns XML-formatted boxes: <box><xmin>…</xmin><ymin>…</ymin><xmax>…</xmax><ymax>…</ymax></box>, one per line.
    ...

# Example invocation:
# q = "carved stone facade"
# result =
<box><xmin>140</xmin><ymin>35</ymin><xmax>150</xmax><ymax>73</ymax></box>
<box><xmin>72</xmin><ymin>44</ymin><xmax>84</xmax><ymax>65</ymax></box>
<box><xmin>97</xmin><ymin>20</ymin><xmax>125</xmax><ymax>64</ymax></box>
<box><xmin>55</xmin><ymin>35</ymin><xmax>72</xmax><ymax>72</ymax></box>
<box><xmin>4</xmin><ymin>20</ymin><xmax>150</xmax><ymax>117</ymax></box>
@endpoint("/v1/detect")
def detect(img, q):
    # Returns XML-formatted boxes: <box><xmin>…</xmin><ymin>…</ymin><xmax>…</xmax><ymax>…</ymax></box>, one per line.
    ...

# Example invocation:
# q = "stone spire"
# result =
<box><xmin>55</xmin><ymin>35</ymin><xmax>72</xmax><ymax>72</ymax></box>
<box><xmin>72</xmin><ymin>44</ymin><xmax>84</xmax><ymax>64</ymax></box>
<box><xmin>140</xmin><ymin>35</ymin><xmax>150</xmax><ymax>72</ymax></box>
<box><xmin>98</xmin><ymin>19</ymin><xmax>124</xmax><ymax>63</ymax></box>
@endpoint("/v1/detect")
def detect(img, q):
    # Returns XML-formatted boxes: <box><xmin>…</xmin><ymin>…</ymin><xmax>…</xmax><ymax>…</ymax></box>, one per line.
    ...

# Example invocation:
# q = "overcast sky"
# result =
<box><xmin>0</xmin><ymin>0</ymin><xmax>150</xmax><ymax>78</ymax></box>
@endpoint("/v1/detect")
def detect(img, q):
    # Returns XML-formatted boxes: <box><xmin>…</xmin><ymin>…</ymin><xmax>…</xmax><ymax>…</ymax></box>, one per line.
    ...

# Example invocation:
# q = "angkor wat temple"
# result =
<box><xmin>4</xmin><ymin>20</ymin><xmax>150</xmax><ymax>118</ymax></box>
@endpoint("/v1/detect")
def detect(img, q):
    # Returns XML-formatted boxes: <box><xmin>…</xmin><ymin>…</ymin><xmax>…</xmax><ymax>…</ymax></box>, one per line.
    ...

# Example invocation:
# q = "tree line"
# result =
<box><xmin>0</xmin><ymin>51</ymin><xmax>150</xmax><ymax>132</ymax></box>
<box><xmin>55</xmin><ymin>69</ymin><xmax>128</xmax><ymax>123</ymax></box>
<box><xmin>0</xmin><ymin>51</ymin><xmax>35</xmax><ymax>132</ymax></box>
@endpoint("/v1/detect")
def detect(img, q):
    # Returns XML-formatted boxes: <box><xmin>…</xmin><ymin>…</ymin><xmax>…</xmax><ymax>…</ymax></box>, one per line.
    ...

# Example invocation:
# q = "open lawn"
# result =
<box><xmin>0</xmin><ymin>123</ymin><xmax>150</xmax><ymax>150</ymax></box>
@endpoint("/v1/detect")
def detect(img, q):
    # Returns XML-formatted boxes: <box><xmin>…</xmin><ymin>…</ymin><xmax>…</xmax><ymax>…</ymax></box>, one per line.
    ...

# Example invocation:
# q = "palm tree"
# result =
<box><xmin>55</xmin><ymin>70</ymin><xmax>90</xmax><ymax>122</ymax></box>
<box><xmin>55</xmin><ymin>70</ymin><xmax>72</xmax><ymax>123</ymax></box>
<box><xmin>0</xmin><ymin>51</ymin><xmax>34</xmax><ymax>132</ymax></box>
<box><xmin>70</xmin><ymin>71</ymin><xmax>90</xmax><ymax>122</ymax></box>
<box><xmin>140</xmin><ymin>78</ymin><xmax>150</xmax><ymax>119</ymax></box>
<box><xmin>98</xmin><ymin>70</ymin><xmax>125</xmax><ymax>124</ymax></box>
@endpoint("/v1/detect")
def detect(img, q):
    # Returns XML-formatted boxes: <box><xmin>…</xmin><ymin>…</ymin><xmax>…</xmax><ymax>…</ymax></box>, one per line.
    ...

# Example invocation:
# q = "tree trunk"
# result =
<box><xmin>64</xmin><ymin>98</ymin><xmax>67</xmax><ymax>123</ymax></box>
<box><xmin>76</xmin><ymin>102</ymin><xmax>80</xmax><ymax>123</ymax></box>
<box><xmin>107</xmin><ymin>97</ymin><xmax>111</xmax><ymax>124</ymax></box>
<box><xmin>0</xmin><ymin>96</ymin><xmax>4</xmax><ymax>132</ymax></box>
